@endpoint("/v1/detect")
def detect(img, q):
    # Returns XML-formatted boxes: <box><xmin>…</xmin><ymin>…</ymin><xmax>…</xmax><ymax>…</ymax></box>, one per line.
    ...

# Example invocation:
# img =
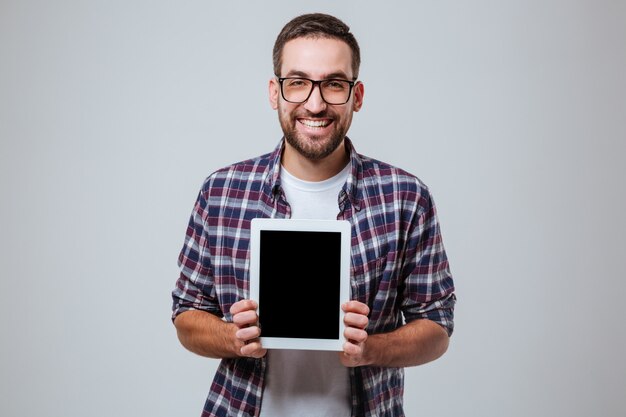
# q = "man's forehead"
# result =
<box><xmin>280</xmin><ymin>37</ymin><xmax>353</xmax><ymax>78</ymax></box>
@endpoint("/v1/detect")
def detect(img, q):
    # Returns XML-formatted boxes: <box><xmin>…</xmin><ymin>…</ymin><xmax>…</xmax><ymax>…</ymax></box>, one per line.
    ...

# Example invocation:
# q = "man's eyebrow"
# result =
<box><xmin>283</xmin><ymin>70</ymin><xmax>352</xmax><ymax>80</ymax></box>
<box><xmin>324</xmin><ymin>71</ymin><xmax>352</xmax><ymax>80</ymax></box>
<box><xmin>284</xmin><ymin>70</ymin><xmax>310</xmax><ymax>78</ymax></box>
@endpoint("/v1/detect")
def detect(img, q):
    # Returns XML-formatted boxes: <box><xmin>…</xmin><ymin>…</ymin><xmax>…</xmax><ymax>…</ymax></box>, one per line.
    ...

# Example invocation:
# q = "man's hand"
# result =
<box><xmin>230</xmin><ymin>299</ymin><xmax>267</xmax><ymax>358</ymax></box>
<box><xmin>339</xmin><ymin>300</ymin><xmax>371</xmax><ymax>367</ymax></box>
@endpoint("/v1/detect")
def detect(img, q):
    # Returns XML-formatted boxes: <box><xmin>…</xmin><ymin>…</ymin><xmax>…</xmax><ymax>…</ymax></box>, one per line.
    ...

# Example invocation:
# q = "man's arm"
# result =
<box><xmin>174</xmin><ymin>300</ymin><xmax>267</xmax><ymax>359</ymax></box>
<box><xmin>340</xmin><ymin>300</ymin><xmax>449</xmax><ymax>368</ymax></box>
<box><xmin>338</xmin><ymin>184</ymin><xmax>455</xmax><ymax>368</ymax></box>
<box><xmin>364</xmin><ymin>318</ymin><xmax>449</xmax><ymax>368</ymax></box>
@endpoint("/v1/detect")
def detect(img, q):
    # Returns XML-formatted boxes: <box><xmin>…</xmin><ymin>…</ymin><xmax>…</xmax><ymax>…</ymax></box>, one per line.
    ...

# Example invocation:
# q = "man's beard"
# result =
<box><xmin>278</xmin><ymin>109</ymin><xmax>348</xmax><ymax>161</ymax></box>
<box><xmin>283</xmin><ymin>129</ymin><xmax>344</xmax><ymax>161</ymax></box>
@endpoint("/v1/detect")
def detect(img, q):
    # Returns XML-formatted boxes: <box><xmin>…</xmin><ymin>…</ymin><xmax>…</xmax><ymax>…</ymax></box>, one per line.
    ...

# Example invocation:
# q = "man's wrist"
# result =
<box><xmin>362</xmin><ymin>334</ymin><xmax>384</xmax><ymax>367</ymax></box>
<box><xmin>224</xmin><ymin>322</ymin><xmax>245</xmax><ymax>358</ymax></box>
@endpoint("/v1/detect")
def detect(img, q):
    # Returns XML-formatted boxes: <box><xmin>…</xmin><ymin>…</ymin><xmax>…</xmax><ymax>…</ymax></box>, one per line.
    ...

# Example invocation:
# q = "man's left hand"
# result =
<box><xmin>339</xmin><ymin>300</ymin><xmax>370</xmax><ymax>367</ymax></box>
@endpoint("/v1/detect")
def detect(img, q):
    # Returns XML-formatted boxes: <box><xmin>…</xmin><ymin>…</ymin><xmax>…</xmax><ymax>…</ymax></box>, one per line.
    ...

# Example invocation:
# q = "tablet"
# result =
<box><xmin>249</xmin><ymin>218</ymin><xmax>351</xmax><ymax>351</ymax></box>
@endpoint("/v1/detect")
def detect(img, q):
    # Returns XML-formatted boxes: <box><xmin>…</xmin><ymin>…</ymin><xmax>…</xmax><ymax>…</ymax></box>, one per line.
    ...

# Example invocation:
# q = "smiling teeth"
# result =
<box><xmin>300</xmin><ymin>119</ymin><xmax>330</xmax><ymax>128</ymax></box>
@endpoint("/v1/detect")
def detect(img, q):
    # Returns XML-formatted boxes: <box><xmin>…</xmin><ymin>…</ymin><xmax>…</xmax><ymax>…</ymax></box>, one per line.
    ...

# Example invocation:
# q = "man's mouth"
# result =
<box><xmin>297</xmin><ymin>118</ymin><xmax>332</xmax><ymax>129</ymax></box>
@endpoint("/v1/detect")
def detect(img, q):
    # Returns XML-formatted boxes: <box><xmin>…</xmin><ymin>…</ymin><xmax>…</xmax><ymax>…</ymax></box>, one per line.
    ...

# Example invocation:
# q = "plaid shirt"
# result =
<box><xmin>172</xmin><ymin>138</ymin><xmax>456</xmax><ymax>417</ymax></box>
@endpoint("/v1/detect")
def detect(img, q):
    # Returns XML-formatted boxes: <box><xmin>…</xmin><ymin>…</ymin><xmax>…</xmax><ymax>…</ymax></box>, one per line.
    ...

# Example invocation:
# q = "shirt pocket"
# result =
<box><xmin>350</xmin><ymin>255</ymin><xmax>387</xmax><ymax>307</ymax></box>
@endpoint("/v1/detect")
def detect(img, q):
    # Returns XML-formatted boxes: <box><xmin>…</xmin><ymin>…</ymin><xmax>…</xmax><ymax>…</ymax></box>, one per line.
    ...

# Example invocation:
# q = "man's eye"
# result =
<box><xmin>287</xmin><ymin>79</ymin><xmax>308</xmax><ymax>87</ymax></box>
<box><xmin>325</xmin><ymin>81</ymin><xmax>347</xmax><ymax>90</ymax></box>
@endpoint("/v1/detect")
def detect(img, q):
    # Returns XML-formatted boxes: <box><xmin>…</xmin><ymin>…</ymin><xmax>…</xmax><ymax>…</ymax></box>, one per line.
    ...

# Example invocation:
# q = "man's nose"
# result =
<box><xmin>303</xmin><ymin>84</ymin><xmax>327</xmax><ymax>113</ymax></box>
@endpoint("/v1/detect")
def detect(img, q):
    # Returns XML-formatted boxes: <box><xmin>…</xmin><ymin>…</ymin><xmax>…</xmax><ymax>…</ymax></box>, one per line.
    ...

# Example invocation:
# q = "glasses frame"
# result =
<box><xmin>277</xmin><ymin>77</ymin><xmax>356</xmax><ymax>105</ymax></box>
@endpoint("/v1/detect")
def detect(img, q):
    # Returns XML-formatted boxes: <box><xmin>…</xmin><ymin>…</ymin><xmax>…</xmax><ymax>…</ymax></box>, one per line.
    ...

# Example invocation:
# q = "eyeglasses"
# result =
<box><xmin>277</xmin><ymin>77</ymin><xmax>356</xmax><ymax>105</ymax></box>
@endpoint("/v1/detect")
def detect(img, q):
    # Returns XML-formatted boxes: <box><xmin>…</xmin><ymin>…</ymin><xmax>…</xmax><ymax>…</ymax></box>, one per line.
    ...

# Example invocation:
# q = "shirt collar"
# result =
<box><xmin>263</xmin><ymin>137</ymin><xmax>363</xmax><ymax>211</ymax></box>
<box><xmin>343</xmin><ymin>137</ymin><xmax>363</xmax><ymax>211</ymax></box>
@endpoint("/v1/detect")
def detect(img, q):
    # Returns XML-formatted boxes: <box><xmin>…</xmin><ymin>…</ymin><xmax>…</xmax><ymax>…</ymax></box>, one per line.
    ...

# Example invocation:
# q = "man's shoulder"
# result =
<box><xmin>355</xmin><ymin>153</ymin><xmax>435</xmax><ymax>214</ymax></box>
<box><xmin>200</xmin><ymin>151</ymin><xmax>274</xmax><ymax>191</ymax></box>
<box><xmin>212</xmin><ymin>151</ymin><xmax>274</xmax><ymax>177</ymax></box>
<box><xmin>357</xmin><ymin>152</ymin><xmax>428</xmax><ymax>192</ymax></box>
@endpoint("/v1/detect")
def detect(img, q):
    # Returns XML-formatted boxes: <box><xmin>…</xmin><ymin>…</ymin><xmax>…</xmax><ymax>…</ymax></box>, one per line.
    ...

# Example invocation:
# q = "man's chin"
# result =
<box><xmin>284</xmin><ymin>133</ymin><xmax>343</xmax><ymax>161</ymax></box>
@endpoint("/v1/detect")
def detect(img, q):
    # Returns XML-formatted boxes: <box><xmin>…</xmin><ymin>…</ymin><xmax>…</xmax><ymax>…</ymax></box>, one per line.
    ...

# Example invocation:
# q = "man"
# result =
<box><xmin>172</xmin><ymin>13</ymin><xmax>455</xmax><ymax>417</ymax></box>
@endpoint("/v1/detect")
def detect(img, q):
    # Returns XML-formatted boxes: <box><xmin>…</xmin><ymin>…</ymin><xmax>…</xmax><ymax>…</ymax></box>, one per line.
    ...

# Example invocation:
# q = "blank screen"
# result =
<box><xmin>258</xmin><ymin>230</ymin><xmax>341</xmax><ymax>339</ymax></box>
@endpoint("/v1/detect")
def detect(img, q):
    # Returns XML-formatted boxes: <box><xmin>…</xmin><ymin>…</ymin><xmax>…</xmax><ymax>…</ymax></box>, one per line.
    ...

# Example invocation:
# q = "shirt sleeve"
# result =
<box><xmin>171</xmin><ymin>188</ymin><xmax>223</xmax><ymax>322</ymax></box>
<box><xmin>400</xmin><ymin>189</ymin><xmax>456</xmax><ymax>336</ymax></box>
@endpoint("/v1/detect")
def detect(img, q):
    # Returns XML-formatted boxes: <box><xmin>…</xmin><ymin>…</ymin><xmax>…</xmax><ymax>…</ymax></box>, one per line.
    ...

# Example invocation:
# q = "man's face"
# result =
<box><xmin>270</xmin><ymin>37</ymin><xmax>364</xmax><ymax>161</ymax></box>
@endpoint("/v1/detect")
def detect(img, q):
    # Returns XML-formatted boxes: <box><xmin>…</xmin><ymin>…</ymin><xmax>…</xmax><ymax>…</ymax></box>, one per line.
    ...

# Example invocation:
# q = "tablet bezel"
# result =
<box><xmin>249</xmin><ymin>218</ymin><xmax>351</xmax><ymax>351</ymax></box>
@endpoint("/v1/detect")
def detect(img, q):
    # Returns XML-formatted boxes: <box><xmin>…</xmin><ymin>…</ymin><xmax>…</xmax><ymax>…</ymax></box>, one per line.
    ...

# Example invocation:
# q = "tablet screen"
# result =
<box><xmin>259</xmin><ymin>230</ymin><xmax>341</xmax><ymax>339</ymax></box>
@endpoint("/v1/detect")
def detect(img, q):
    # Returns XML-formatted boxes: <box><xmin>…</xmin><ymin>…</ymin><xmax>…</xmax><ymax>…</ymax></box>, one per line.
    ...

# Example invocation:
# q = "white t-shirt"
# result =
<box><xmin>258</xmin><ymin>164</ymin><xmax>351</xmax><ymax>417</ymax></box>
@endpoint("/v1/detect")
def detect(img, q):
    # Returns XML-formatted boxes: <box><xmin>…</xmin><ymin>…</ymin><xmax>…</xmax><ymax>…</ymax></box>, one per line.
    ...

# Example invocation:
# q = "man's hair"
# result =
<box><xmin>272</xmin><ymin>13</ymin><xmax>361</xmax><ymax>79</ymax></box>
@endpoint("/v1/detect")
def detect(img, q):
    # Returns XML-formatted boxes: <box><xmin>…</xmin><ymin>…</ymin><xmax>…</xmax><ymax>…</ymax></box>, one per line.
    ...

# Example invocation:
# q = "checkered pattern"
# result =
<box><xmin>172</xmin><ymin>138</ymin><xmax>456</xmax><ymax>417</ymax></box>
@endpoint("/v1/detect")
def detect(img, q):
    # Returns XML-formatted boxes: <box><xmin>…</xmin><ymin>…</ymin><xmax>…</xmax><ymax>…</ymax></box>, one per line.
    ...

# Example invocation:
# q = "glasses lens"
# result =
<box><xmin>282</xmin><ymin>78</ymin><xmax>313</xmax><ymax>103</ymax></box>
<box><xmin>320</xmin><ymin>80</ymin><xmax>351</xmax><ymax>104</ymax></box>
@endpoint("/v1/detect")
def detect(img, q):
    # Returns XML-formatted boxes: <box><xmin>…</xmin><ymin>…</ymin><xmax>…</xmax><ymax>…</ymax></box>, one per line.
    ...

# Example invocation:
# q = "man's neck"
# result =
<box><xmin>281</xmin><ymin>139</ymin><xmax>350</xmax><ymax>182</ymax></box>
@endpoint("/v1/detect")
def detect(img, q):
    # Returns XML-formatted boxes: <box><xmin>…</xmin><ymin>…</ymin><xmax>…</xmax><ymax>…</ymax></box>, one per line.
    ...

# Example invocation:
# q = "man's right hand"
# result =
<box><xmin>230</xmin><ymin>299</ymin><xmax>267</xmax><ymax>358</ymax></box>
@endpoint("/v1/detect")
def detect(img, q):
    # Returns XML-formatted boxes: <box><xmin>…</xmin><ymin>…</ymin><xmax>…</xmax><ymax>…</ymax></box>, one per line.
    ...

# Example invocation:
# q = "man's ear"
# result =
<box><xmin>269</xmin><ymin>78</ymin><xmax>279</xmax><ymax>110</ymax></box>
<box><xmin>352</xmin><ymin>81</ymin><xmax>364</xmax><ymax>112</ymax></box>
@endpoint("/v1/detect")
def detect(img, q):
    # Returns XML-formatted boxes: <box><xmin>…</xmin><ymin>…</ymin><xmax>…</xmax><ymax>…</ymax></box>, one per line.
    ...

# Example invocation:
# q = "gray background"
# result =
<box><xmin>1</xmin><ymin>1</ymin><xmax>625</xmax><ymax>416</ymax></box>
